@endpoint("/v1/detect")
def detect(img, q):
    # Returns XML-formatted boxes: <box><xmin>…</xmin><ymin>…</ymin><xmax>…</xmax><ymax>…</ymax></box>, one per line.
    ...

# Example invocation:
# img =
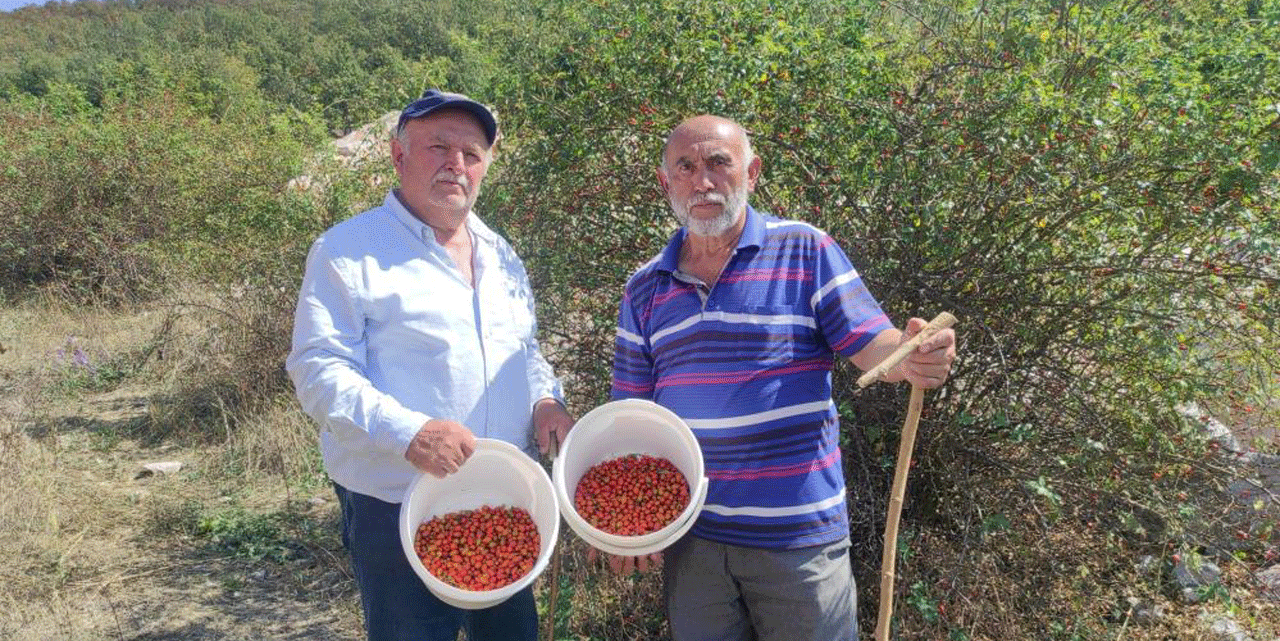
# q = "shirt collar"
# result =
<box><xmin>657</xmin><ymin>204</ymin><xmax>764</xmax><ymax>273</ymax></box>
<box><xmin>384</xmin><ymin>190</ymin><xmax>496</xmax><ymax>247</ymax></box>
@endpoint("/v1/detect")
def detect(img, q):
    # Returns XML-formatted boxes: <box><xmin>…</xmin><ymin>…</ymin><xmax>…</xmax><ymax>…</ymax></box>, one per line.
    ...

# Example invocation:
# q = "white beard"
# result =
<box><xmin>672</xmin><ymin>185</ymin><xmax>747</xmax><ymax>238</ymax></box>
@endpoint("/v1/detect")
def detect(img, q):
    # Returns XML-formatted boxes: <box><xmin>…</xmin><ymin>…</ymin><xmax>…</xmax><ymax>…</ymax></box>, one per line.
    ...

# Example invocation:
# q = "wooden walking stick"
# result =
<box><xmin>858</xmin><ymin>312</ymin><xmax>957</xmax><ymax>641</ymax></box>
<box><xmin>542</xmin><ymin>433</ymin><xmax>565</xmax><ymax>641</ymax></box>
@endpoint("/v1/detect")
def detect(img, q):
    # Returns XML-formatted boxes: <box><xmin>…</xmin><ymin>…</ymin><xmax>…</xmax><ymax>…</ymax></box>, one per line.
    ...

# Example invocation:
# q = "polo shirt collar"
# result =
<box><xmin>657</xmin><ymin>204</ymin><xmax>764</xmax><ymax>273</ymax></box>
<box><xmin>738</xmin><ymin>204</ymin><xmax>766</xmax><ymax>248</ymax></box>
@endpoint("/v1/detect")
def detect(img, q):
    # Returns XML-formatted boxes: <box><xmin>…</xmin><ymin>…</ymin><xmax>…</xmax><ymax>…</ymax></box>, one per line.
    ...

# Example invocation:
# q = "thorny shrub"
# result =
<box><xmin>483</xmin><ymin>0</ymin><xmax>1279</xmax><ymax>637</ymax></box>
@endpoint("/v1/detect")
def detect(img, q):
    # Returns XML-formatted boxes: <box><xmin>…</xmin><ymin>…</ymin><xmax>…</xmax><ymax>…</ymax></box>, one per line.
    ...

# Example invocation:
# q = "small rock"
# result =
<box><xmin>134</xmin><ymin>461</ymin><xmax>184</xmax><ymax>479</ymax></box>
<box><xmin>1174</xmin><ymin>557</ymin><xmax>1222</xmax><ymax>587</ymax></box>
<box><xmin>1134</xmin><ymin>555</ymin><xmax>1158</xmax><ymax>575</ymax></box>
<box><xmin>1227</xmin><ymin>478</ymin><xmax>1261</xmax><ymax>500</ymax></box>
<box><xmin>1202</xmin><ymin>614</ymin><xmax>1253</xmax><ymax>641</ymax></box>
<box><xmin>1122</xmin><ymin>596</ymin><xmax>1165</xmax><ymax>623</ymax></box>
<box><xmin>1257</xmin><ymin>564</ymin><xmax>1280</xmax><ymax>602</ymax></box>
<box><xmin>1134</xmin><ymin>602</ymin><xmax>1166</xmax><ymax>624</ymax></box>
<box><xmin>1174</xmin><ymin>557</ymin><xmax>1222</xmax><ymax>603</ymax></box>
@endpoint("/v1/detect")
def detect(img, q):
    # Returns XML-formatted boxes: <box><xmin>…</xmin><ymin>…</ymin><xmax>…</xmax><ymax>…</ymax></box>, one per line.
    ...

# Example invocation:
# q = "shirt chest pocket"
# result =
<box><xmin>484</xmin><ymin>300</ymin><xmax>532</xmax><ymax>349</ymax></box>
<box><xmin>368</xmin><ymin>287</ymin><xmax>465</xmax><ymax>358</ymax></box>
<box><xmin>480</xmin><ymin>274</ymin><xmax>534</xmax><ymax>351</ymax></box>
<box><xmin>709</xmin><ymin>302</ymin><xmax>821</xmax><ymax>365</ymax></box>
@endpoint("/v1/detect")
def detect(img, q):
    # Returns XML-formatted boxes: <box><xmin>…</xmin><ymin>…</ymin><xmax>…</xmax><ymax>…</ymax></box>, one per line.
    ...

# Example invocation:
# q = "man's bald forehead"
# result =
<box><xmin>667</xmin><ymin>115</ymin><xmax>744</xmax><ymax>143</ymax></box>
<box><xmin>662</xmin><ymin>115</ymin><xmax>752</xmax><ymax>166</ymax></box>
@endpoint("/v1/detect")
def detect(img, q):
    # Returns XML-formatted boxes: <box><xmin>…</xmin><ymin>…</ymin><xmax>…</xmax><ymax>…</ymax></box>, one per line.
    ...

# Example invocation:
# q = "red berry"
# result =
<box><xmin>574</xmin><ymin>454</ymin><xmax>690</xmax><ymax>536</ymax></box>
<box><xmin>414</xmin><ymin>506</ymin><xmax>540</xmax><ymax>591</ymax></box>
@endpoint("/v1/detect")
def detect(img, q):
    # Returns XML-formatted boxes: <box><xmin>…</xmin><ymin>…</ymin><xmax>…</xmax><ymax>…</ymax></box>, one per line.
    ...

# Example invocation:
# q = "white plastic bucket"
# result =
<box><xmin>553</xmin><ymin>399</ymin><xmax>708</xmax><ymax>554</ymax></box>
<box><xmin>399</xmin><ymin>438</ymin><xmax>559</xmax><ymax>609</ymax></box>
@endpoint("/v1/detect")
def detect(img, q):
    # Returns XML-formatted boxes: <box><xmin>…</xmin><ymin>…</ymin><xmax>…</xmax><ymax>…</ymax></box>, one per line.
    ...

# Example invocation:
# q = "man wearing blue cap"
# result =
<box><xmin>287</xmin><ymin>90</ymin><xmax>574</xmax><ymax>641</ymax></box>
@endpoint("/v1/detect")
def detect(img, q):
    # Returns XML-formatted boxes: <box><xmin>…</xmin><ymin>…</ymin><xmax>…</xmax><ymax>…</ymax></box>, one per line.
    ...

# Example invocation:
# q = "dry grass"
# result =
<box><xmin>219</xmin><ymin>396</ymin><xmax>327</xmax><ymax>483</ymax></box>
<box><xmin>535</xmin><ymin>536</ymin><xmax>668</xmax><ymax>640</ymax></box>
<box><xmin>878</xmin><ymin>467</ymin><xmax>1280</xmax><ymax>641</ymax></box>
<box><xmin>0</xmin><ymin>294</ymin><xmax>169</xmax><ymax>606</ymax></box>
<box><xmin>0</xmin><ymin>292</ymin><xmax>360</xmax><ymax>641</ymax></box>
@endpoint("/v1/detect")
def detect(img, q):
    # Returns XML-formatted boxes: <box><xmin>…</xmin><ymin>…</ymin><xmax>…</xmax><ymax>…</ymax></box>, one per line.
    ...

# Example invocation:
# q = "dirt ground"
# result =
<box><xmin>0</xmin><ymin>388</ymin><xmax>362</xmax><ymax>641</ymax></box>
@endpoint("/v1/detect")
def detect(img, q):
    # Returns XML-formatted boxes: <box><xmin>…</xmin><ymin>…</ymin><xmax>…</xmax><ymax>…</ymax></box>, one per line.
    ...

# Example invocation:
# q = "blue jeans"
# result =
<box><xmin>333</xmin><ymin>483</ymin><xmax>538</xmax><ymax>641</ymax></box>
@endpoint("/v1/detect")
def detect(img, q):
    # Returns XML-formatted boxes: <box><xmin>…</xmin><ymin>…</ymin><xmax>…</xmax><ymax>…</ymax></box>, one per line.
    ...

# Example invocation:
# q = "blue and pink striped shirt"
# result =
<box><xmin>611</xmin><ymin>206</ymin><xmax>892</xmax><ymax>549</ymax></box>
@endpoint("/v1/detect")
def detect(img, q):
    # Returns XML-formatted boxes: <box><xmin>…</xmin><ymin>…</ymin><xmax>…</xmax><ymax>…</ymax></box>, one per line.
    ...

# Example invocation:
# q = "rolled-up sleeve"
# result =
<box><xmin>285</xmin><ymin>238</ymin><xmax>427</xmax><ymax>457</ymax></box>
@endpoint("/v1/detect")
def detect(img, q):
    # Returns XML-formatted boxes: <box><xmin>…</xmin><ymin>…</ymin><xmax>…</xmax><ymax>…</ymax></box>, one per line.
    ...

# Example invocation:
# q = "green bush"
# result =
<box><xmin>480</xmin><ymin>0</ymin><xmax>1278</xmax><ymax>636</ymax></box>
<box><xmin>0</xmin><ymin>79</ymin><xmax>323</xmax><ymax>304</ymax></box>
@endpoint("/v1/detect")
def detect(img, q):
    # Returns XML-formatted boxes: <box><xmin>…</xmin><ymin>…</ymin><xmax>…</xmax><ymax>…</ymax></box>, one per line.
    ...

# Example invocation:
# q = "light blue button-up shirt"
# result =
<box><xmin>287</xmin><ymin>191</ymin><xmax>564</xmax><ymax>503</ymax></box>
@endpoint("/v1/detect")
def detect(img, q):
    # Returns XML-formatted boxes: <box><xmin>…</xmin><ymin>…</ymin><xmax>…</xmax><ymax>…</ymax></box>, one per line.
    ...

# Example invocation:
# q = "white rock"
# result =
<box><xmin>1177</xmin><ymin>402</ymin><xmax>1245</xmax><ymax>454</ymax></box>
<box><xmin>1205</xmin><ymin>615</ymin><xmax>1253</xmax><ymax>641</ymax></box>
<box><xmin>134</xmin><ymin>461</ymin><xmax>184</xmax><ymax>479</ymax></box>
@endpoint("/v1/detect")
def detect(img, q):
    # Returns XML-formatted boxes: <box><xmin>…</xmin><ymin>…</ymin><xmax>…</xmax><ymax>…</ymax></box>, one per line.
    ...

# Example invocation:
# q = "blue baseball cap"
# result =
<box><xmin>397</xmin><ymin>89</ymin><xmax>498</xmax><ymax>147</ymax></box>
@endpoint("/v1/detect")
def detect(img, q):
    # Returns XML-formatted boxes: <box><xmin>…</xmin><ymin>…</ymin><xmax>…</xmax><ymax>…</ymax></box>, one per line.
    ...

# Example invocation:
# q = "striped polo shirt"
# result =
<box><xmin>611</xmin><ymin>206</ymin><xmax>892</xmax><ymax>549</ymax></box>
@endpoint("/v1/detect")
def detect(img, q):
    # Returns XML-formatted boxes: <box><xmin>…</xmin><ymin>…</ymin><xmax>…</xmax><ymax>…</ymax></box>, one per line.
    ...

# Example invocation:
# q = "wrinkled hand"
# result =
<box><xmin>897</xmin><ymin>317</ymin><xmax>957</xmax><ymax>389</ymax></box>
<box><xmin>533</xmin><ymin>398</ymin><xmax>574</xmax><ymax>456</ymax></box>
<box><xmin>587</xmin><ymin>548</ymin><xmax>663</xmax><ymax>574</ymax></box>
<box><xmin>405</xmin><ymin>419</ymin><xmax>476</xmax><ymax>477</ymax></box>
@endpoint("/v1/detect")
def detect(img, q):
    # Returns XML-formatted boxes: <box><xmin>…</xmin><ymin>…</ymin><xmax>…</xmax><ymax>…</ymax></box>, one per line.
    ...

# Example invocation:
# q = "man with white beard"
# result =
<box><xmin>606</xmin><ymin>115</ymin><xmax>956</xmax><ymax>641</ymax></box>
<box><xmin>287</xmin><ymin>90</ymin><xmax>573</xmax><ymax>641</ymax></box>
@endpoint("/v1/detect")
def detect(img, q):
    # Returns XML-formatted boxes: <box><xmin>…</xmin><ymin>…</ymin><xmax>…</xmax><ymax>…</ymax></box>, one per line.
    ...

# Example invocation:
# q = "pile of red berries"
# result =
<box><xmin>414</xmin><ymin>505</ymin><xmax>540</xmax><ymax>591</ymax></box>
<box><xmin>574</xmin><ymin>454</ymin><xmax>690</xmax><ymax>536</ymax></box>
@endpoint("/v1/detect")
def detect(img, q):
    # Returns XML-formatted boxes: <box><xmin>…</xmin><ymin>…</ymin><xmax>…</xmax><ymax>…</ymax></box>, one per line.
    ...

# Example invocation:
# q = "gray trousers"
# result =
<box><xmin>663</xmin><ymin>535</ymin><xmax>857</xmax><ymax>641</ymax></box>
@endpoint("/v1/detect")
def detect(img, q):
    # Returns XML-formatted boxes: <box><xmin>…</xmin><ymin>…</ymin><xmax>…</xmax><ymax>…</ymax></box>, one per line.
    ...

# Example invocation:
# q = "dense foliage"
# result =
<box><xmin>1</xmin><ymin>0</ymin><xmax>1276</xmax><ymax>638</ymax></box>
<box><xmin>485</xmin><ymin>1</ymin><xmax>1279</xmax><ymax>636</ymax></box>
<box><xmin>0</xmin><ymin>0</ymin><xmax>508</xmax><ymax>133</ymax></box>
